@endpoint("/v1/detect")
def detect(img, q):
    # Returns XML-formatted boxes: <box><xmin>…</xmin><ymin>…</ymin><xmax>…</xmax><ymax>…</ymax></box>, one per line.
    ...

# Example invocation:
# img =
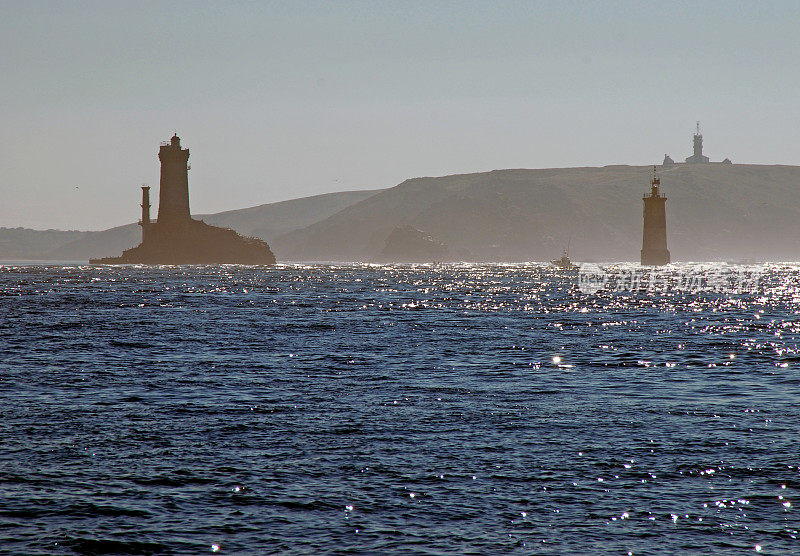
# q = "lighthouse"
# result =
<box><xmin>91</xmin><ymin>133</ymin><xmax>276</xmax><ymax>265</ymax></box>
<box><xmin>641</xmin><ymin>166</ymin><xmax>671</xmax><ymax>266</ymax></box>
<box><xmin>156</xmin><ymin>134</ymin><xmax>191</xmax><ymax>224</ymax></box>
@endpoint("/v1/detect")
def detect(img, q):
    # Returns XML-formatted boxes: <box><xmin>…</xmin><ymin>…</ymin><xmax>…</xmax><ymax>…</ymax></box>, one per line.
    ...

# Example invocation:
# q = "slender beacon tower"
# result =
<box><xmin>641</xmin><ymin>166</ymin><xmax>671</xmax><ymax>266</ymax></box>
<box><xmin>139</xmin><ymin>185</ymin><xmax>151</xmax><ymax>241</ymax></box>
<box><xmin>156</xmin><ymin>134</ymin><xmax>191</xmax><ymax>225</ymax></box>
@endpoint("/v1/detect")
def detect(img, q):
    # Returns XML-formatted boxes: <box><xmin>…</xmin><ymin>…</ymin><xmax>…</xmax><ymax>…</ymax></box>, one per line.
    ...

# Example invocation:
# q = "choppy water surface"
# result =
<box><xmin>1</xmin><ymin>263</ymin><xmax>799</xmax><ymax>554</ymax></box>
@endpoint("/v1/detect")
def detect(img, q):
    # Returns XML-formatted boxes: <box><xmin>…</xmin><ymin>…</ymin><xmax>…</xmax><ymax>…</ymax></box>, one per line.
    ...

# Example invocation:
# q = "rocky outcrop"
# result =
<box><xmin>375</xmin><ymin>225</ymin><xmax>449</xmax><ymax>262</ymax></box>
<box><xmin>90</xmin><ymin>219</ymin><xmax>274</xmax><ymax>264</ymax></box>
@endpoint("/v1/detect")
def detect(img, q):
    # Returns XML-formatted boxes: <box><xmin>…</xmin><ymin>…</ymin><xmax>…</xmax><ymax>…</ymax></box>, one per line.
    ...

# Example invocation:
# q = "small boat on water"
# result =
<box><xmin>550</xmin><ymin>249</ymin><xmax>578</xmax><ymax>269</ymax></box>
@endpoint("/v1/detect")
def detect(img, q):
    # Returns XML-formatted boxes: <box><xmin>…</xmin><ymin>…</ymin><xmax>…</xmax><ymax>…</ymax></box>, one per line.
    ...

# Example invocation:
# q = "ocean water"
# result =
<box><xmin>0</xmin><ymin>263</ymin><xmax>798</xmax><ymax>555</ymax></box>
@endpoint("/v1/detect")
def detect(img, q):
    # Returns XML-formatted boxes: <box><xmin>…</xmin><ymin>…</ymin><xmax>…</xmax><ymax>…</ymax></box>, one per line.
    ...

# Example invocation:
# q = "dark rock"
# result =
<box><xmin>376</xmin><ymin>225</ymin><xmax>449</xmax><ymax>263</ymax></box>
<box><xmin>92</xmin><ymin>219</ymin><xmax>275</xmax><ymax>264</ymax></box>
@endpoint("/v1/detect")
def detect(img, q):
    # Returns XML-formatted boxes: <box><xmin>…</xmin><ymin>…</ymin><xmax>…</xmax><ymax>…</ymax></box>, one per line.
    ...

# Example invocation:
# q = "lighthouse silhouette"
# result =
<box><xmin>641</xmin><ymin>166</ymin><xmax>670</xmax><ymax>266</ymax></box>
<box><xmin>157</xmin><ymin>133</ymin><xmax>191</xmax><ymax>224</ymax></box>
<box><xmin>90</xmin><ymin>133</ymin><xmax>276</xmax><ymax>265</ymax></box>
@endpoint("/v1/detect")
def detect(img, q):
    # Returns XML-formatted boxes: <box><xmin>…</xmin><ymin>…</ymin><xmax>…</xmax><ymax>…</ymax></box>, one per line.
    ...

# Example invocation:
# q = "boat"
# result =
<box><xmin>550</xmin><ymin>249</ymin><xmax>577</xmax><ymax>269</ymax></box>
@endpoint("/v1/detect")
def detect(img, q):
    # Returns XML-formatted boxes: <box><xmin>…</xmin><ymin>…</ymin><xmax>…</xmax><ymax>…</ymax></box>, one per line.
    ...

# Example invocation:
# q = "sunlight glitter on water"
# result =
<box><xmin>0</xmin><ymin>262</ymin><xmax>798</xmax><ymax>553</ymax></box>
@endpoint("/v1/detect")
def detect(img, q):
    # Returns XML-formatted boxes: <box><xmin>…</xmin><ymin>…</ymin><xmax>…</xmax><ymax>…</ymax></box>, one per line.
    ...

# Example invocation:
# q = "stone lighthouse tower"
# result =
<box><xmin>156</xmin><ymin>134</ymin><xmax>191</xmax><ymax>224</ymax></box>
<box><xmin>641</xmin><ymin>166</ymin><xmax>671</xmax><ymax>266</ymax></box>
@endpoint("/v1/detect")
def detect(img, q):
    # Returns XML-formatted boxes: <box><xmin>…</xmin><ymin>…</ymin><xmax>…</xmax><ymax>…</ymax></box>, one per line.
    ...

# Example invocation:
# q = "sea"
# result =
<box><xmin>0</xmin><ymin>262</ymin><xmax>798</xmax><ymax>555</ymax></box>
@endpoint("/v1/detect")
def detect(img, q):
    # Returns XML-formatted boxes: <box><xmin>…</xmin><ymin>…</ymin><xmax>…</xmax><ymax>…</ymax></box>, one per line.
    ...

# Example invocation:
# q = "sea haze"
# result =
<box><xmin>0</xmin><ymin>263</ymin><xmax>798</xmax><ymax>554</ymax></box>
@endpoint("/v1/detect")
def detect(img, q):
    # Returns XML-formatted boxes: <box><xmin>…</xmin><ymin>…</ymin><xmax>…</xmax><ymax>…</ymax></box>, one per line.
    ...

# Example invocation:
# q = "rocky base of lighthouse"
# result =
<box><xmin>90</xmin><ymin>218</ymin><xmax>276</xmax><ymax>264</ymax></box>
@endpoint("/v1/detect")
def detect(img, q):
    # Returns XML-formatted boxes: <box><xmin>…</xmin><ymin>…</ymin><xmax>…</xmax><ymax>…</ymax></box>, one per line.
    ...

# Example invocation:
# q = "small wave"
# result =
<box><xmin>62</xmin><ymin>537</ymin><xmax>168</xmax><ymax>555</ymax></box>
<box><xmin>275</xmin><ymin>499</ymin><xmax>338</xmax><ymax>511</ymax></box>
<box><xmin>66</xmin><ymin>502</ymin><xmax>150</xmax><ymax>518</ymax></box>
<box><xmin>108</xmin><ymin>340</ymin><xmax>152</xmax><ymax>348</ymax></box>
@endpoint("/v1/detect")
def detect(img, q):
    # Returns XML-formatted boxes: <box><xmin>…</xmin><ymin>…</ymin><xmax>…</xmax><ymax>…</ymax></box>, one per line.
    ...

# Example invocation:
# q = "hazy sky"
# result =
<box><xmin>2</xmin><ymin>1</ymin><xmax>800</xmax><ymax>230</ymax></box>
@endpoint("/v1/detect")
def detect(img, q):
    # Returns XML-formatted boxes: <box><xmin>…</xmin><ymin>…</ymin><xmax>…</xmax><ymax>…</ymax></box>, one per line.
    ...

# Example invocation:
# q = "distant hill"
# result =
<box><xmin>271</xmin><ymin>164</ymin><xmax>800</xmax><ymax>262</ymax></box>
<box><xmin>0</xmin><ymin>228</ymin><xmax>88</xmax><ymax>260</ymax></box>
<box><xmin>1</xmin><ymin>189</ymin><xmax>379</xmax><ymax>262</ymax></box>
<box><xmin>7</xmin><ymin>164</ymin><xmax>800</xmax><ymax>263</ymax></box>
<box><xmin>45</xmin><ymin>223</ymin><xmax>141</xmax><ymax>262</ymax></box>
<box><xmin>197</xmin><ymin>189</ymin><xmax>380</xmax><ymax>242</ymax></box>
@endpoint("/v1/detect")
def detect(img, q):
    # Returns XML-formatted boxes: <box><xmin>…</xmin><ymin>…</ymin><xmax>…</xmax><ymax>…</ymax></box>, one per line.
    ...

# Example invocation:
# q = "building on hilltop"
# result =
<box><xmin>91</xmin><ymin>134</ymin><xmax>275</xmax><ymax>264</ymax></box>
<box><xmin>641</xmin><ymin>166</ymin><xmax>670</xmax><ymax>266</ymax></box>
<box><xmin>684</xmin><ymin>121</ymin><xmax>710</xmax><ymax>164</ymax></box>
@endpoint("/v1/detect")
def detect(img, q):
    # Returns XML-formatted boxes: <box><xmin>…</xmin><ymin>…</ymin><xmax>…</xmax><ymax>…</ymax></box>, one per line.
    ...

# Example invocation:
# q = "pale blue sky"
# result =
<box><xmin>2</xmin><ymin>1</ymin><xmax>800</xmax><ymax>229</ymax></box>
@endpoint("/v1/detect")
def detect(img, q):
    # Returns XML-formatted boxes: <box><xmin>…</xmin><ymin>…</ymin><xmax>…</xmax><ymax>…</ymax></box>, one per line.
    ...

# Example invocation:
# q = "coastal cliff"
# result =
<box><xmin>271</xmin><ymin>163</ymin><xmax>800</xmax><ymax>262</ymax></box>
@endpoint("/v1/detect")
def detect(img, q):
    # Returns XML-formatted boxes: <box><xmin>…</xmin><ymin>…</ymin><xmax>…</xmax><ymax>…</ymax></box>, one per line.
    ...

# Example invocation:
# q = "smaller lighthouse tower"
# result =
<box><xmin>641</xmin><ymin>166</ymin><xmax>670</xmax><ymax>266</ymax></box>
<box><xmin>139</xmin><ymin>185</ymin><xmax>151</xmax><ymax>242</ymax></box>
